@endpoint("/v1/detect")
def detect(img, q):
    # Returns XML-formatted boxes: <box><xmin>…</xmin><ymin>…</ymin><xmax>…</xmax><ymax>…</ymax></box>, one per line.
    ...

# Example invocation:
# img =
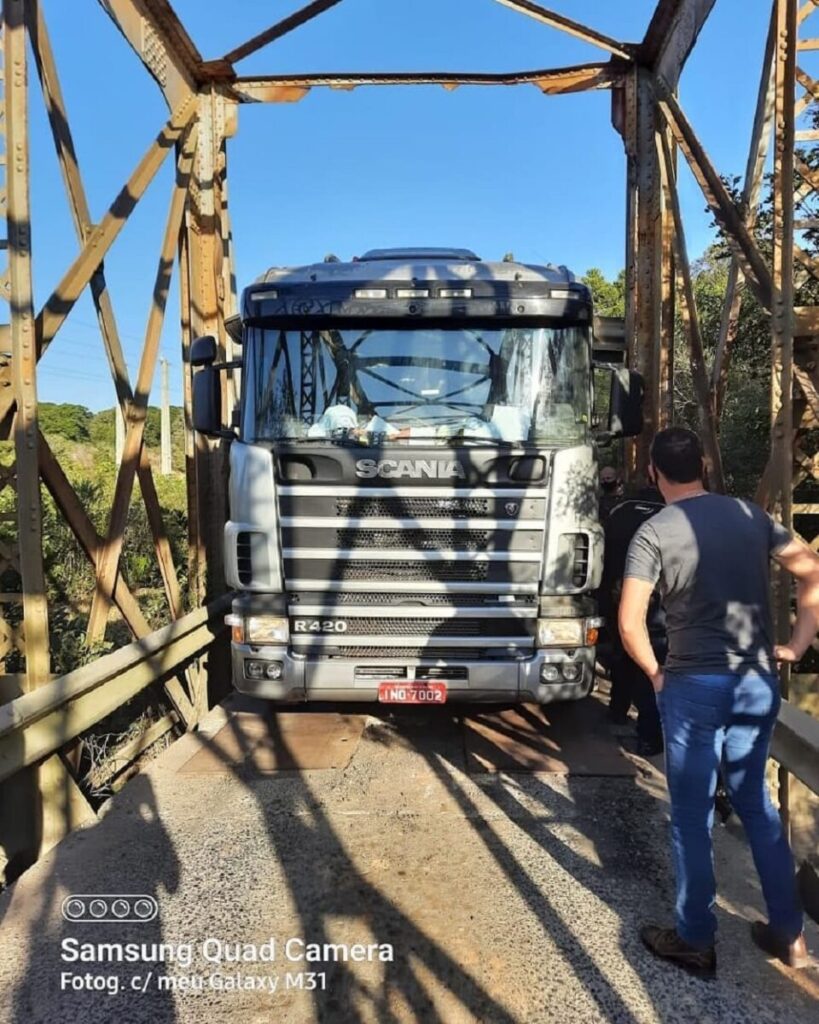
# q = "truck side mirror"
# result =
<box><xmin>190</xmin><ymin>335</ymin><xmax>217</xmax><ymax>367</ymax></box>
<box><xmin>192</xmin><ymin>365</ymin><xmax>223</xmax><ymax>437</ymax></box>
<box><xmin>609</xmin><ymin>368</ymin><xmax>644</xmax><ymax>438</ymax></box>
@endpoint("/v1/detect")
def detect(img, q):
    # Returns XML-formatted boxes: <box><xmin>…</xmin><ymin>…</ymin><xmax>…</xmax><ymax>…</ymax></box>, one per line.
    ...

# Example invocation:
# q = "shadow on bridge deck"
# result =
<box><xmin>0</xmin><ymin>690</ymin><xmax>816</xmax><ymax>1023</ymax></box>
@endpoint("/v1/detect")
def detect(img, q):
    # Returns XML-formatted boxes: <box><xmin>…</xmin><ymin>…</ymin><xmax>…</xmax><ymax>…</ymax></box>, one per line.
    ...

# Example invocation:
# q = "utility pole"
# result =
<box><xmin>160</xmin><ymin>357</ymin><xmax>172</xmax><ymax>475</ymax></box>
<box><xmin>115</xmin><ymin>401</ymin><xmax>124</xmax><ymax>466</ymax></box>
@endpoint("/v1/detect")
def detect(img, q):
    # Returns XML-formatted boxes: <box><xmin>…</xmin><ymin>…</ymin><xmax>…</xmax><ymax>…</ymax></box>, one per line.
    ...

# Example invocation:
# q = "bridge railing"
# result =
<box><xmin>0</xmin><ymin>596</ymin><xmax>230</xmax><ymax>787</ymax></box>
<box><xmin>771</xmin><ymin>696</ymin><xmax>819</xmax><ymax>803</ymax></box>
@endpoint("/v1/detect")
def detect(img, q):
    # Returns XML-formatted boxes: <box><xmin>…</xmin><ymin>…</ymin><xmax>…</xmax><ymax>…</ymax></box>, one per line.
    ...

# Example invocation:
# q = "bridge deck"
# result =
<box><xmin>0</xmin><ymin>692</ymin><xmax>817</xmax><ymax>1024</ymax></box>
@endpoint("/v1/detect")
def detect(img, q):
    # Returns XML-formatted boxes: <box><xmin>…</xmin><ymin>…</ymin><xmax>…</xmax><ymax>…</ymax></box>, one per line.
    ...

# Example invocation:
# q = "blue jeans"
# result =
<box><xmin>658</xmin><ymin>670</ymin><xmax>803</xmax><ymax>949</ymax></box>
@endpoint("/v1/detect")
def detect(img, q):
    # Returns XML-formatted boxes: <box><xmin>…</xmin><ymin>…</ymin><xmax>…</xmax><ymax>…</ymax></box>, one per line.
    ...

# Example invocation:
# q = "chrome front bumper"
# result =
<box><xmin>231</xmin><ymin>644</ymin><xmax>595</xmax><ymax>703</ymax></box>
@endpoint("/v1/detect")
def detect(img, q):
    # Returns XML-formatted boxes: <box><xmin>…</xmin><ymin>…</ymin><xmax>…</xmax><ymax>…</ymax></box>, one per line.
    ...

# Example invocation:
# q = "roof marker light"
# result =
<box><xmin>550</xmin><ymin>289</ymin><xmax>575</xmax><ymax>300</ymax></box>
<box><xmin>396</xmin><ymin>288</ymin><xmax>430</xmax><ymax>298</ymax></box>
<box><xmin>439</xmin><ymin>288</ymin><xmax>472</xmax><ymax>298</ymax></box>
<box><xmin>250</xmin><ymin>290</ymin><xmax>278</xmax><ymax>301</ymax></box>
<box><xmin>355</xmin><ymin>288</ymin><xmax>388</xmax><ymax>299</ymax></box>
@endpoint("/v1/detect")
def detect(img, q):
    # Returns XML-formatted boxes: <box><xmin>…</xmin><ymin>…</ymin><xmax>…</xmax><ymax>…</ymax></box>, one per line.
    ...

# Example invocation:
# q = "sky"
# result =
<box><xmin>29</xmin><ymin>0</ymin><xmax>773</xmax><ymax>410</ymax></box>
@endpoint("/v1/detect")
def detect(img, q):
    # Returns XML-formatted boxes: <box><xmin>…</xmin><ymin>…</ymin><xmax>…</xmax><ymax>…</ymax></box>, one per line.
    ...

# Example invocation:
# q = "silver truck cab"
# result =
<box><xmin>191</xmin><ymin>247</ymin><xmax>643</xmax><ymax>704</ymax></box>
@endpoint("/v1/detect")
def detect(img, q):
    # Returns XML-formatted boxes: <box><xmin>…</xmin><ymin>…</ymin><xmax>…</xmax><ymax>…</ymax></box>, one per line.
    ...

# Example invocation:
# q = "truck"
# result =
<box><xmin>190</xmin><ymin>247</ymin><xmax>644</xmax><ymax>704</ymax></box>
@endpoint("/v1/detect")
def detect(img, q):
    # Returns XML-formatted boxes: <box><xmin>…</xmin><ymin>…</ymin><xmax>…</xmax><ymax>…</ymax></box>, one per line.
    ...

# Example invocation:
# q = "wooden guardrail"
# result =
<box><xmin>770</xmin><ymin>698</ymin><xmax>819</xmax><ymax>797</ymax></box>
<box><xmin>0</xmin><ymin>595</ymin><xmax>231</xmax><ymax>784</ymax></box>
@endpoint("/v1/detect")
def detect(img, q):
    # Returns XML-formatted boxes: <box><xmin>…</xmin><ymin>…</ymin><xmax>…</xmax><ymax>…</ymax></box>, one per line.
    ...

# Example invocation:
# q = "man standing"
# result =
<box><xmin>619</xmin><ymin>427</ymin><xmax>817</xmax><ymax>977</ymax></box>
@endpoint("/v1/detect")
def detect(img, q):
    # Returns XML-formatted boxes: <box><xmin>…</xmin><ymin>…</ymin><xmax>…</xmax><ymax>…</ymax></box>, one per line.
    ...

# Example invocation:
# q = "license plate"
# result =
<box><xmin>378</xmin><ymin>681</ymin><xmax>447</xmax><ymax>704</ymax></box>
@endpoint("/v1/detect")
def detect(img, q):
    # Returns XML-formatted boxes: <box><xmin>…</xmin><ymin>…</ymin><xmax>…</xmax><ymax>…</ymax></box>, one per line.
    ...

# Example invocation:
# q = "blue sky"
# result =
<box><xmin>31</xmin><ymin>0</ymin><xmax>772</xmax><ymax>410</ymax></box>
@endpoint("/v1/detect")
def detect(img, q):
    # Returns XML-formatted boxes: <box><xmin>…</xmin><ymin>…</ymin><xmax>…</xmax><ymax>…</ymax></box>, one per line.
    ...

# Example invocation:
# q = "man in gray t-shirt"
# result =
<box><xmin>617</xmin><ymin>427</ymin><xmax>818</xmax><ymax>978</ymax></box>
<box><xmin>624</xmin><ymin>492</ymin><xmax>790</xmax><ymax>675</ymax></box>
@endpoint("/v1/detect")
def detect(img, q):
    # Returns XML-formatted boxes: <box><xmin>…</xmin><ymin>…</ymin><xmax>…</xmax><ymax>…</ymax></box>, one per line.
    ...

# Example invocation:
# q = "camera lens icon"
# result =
<box><xmin>133</xmin><ymin>899</ymin><xmax>155</xmax><ymax>920</ymax></box>
<box><xmin>63</xmin><ymin>898</ymin><xmax>86</xmax><ymax>921</ymax></box>
<box><xmin>61</xmin><ymin>894</ymin><xmax>158</xmax><ymax>923</ymax></box>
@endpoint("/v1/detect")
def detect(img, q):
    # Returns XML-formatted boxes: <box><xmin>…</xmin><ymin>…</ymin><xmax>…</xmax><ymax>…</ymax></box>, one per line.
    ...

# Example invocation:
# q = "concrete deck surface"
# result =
<box><xmin>0</xmin><ymin>693</ymin><xmax>817</xmax><ymax>1024</ymax></box>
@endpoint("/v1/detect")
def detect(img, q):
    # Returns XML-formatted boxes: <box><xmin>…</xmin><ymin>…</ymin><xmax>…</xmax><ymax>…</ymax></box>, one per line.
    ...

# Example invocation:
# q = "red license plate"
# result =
<box><xmin>378</xmin><ymin>681</ymin><xmax>447</xmax><ymax>704</ymax></box>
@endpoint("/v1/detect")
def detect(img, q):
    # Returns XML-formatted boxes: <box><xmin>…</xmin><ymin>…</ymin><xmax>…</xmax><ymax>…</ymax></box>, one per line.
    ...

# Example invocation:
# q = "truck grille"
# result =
<box><xmin>320</xmin><ymin>646</ymin><xmax>527</xmax><ymax>660</ymax></box>
<box><xmin>294</xmin><ymin>618</ymin><xmax>531</xmax><ymax>637</ymax></box>
<box><xmin>336</xmin><ymin>528</ymin><xmax>491</xmax><ymax>551</ymax></box>
<box><xmin>333</xmin><ymin>560</ymin><xmax>490</xmax><ymax>582</ymax></box>
<box><xmin>336</xmin><ymin>497</ymin><xmax>490</xmax><ymax>518</ymax></box>
<box><xmin>281</xmin><ymin>483</ymin><xmax>547</xmax><ymax>655</ymax></box>
<box><xmin>289</xmin><ymin>592</ymin><xmax>538</xmax><ymax>607</ymax></box>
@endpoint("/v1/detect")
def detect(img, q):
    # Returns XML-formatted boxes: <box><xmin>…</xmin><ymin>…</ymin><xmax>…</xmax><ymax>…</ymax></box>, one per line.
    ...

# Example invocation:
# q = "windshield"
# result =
<box><xmin>242</xmin><ymin>324</ymin><xmax>590</xmax><ymax>445</ymax></box>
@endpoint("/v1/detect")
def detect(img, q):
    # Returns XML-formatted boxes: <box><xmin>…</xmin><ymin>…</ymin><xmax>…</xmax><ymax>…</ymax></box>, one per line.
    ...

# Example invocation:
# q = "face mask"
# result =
<box><xmin>601</xmin><ymin>480</ymin><xmax>619</xmax><ymax>494</ymax></box>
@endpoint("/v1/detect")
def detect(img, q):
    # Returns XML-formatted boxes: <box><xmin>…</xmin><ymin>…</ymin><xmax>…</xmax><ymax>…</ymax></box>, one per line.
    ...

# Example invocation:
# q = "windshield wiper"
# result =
<box><xmin>444</xmin><ymin>436</ymin><xmax>518</xmax><ymax>447</ymax></box>
<box><xmin>277</xmin><ymin>434</ymin><xmax>365</xmax><ymax>446</ymax></box>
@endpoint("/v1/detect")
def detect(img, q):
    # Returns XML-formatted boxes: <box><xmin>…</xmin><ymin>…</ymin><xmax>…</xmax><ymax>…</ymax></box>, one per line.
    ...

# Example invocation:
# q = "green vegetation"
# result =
<box><xmin>581</xmin><ymin>268</ymin><xmax>627</xmax><ymax>318</ymax></box>
<box><xmin>0</xmin><ymin>405</ymin><xmax>189</xmax><ymax>675</ymax></box>
<box><xmin>587</xmin><ymin>253</ymin><xmax>771</xmax><ymax>498</ymax></box>
<box><xmin>38</xmin><ymin>403</ymin><xmax>92</xmax><ymax>442</ymax></box>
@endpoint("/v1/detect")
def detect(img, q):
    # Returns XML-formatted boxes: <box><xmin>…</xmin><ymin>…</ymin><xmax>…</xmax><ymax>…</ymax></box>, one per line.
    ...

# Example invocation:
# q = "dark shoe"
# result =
<box><xmin>607</xmin><ymin>709</ymin><xmax>629</xmax><ymax>726</ymax></box>
<box><xmin>750</xmin><ymin>921</ymin><xmax>811</xmax><ymax>968</ymax></box>
<box><xmin>640</xmin><ymin>925</ymin><xmax>716</xmax><ymax>978</ymax></box>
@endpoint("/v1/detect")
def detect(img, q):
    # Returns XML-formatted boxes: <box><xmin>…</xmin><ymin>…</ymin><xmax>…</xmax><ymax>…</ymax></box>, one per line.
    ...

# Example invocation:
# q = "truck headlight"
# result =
<box><xmin>536</xmin><ymin>618</ymin><xmax>584</xmax><ymax>647</ymax></box>
<box><xmin>245</xmin><ymin>615</ymin><xmax>289</xmax><ymax>644</ymax></box>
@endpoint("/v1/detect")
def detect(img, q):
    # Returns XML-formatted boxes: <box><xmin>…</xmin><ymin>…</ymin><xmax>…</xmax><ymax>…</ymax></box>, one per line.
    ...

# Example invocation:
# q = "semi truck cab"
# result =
<box><xmin>191</xmin><ymin>247</ymin><xmax>643</xmax><ymax>704</ymax></box>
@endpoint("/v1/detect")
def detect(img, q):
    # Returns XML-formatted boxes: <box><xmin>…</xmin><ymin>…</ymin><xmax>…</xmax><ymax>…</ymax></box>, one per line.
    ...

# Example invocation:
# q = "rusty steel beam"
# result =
<box><xmin>177</xmin><ymin>225</ymin><xmax>204</xmax><ymax>608</ymax></box>
<box><xmin>770</xmin><ymin>0</ymin><xmax>797</xmax><ymax>830</ymax></box>
<box><xmin>222</xmin><ymin>0</ymin><xmax>345</xmax><ymax>65</ymax></box>
<box><xmin>799</xmin><ymin>0</ymin><xmax>819</xmax><ymax>24</ymax></box>
<box><xmin>0</xmin><ymin>93</ymin><xmax>197</xmax><ymax>423</ymax></box>
<box><xmin>37</xmin><ymin>433</ymin><xmax>152</xmax><ymax>637</ymax></box>
<box><xmin>28</xmin><ymin>0</ymin><xmax>183</xmax><ymax>623</ymax></box>
<box><xmin>97</xmin><ymin>0</ymin><xmax>199</xmax><ymax>108</ymax></box>
<box><xmin>229</xmin><ymin>62</ymin><xmax>626</xmax><ymax>103</ymax></box>
<box><xmin>4</xmin><ymin>0</ymin><xmax>50</xmax><ymax>688</ymax></box>
<box><xmin>86</xmin><ymin>126</ymin><xmax>198</xmax><ymax>642</ymax></box>
<box><xmin>769</xmin><ymin>0</ymin><xmax>796</xmax><ymax>525</ymax></box>
<box><xmin>491</xmin><ymin>0</ymin><xmax>635</xmax><ymax>60</ymax></box>
<box><xmin>182</xmin><ymin>90</ymin><xmax>234</xmax><ymax>613</ymax></box>
<box><xmin>656</xmin><ymin>85</ymin><xmax>774</xmax><ymax>311</ymax></box>
<box><xmin>622</xmin><ymin>68</ymin><xmax>666</xmax><ymax>478</ymax></box>
<box><xmin>5</xmin><ymin>94</ymin><xmax>197</xmax><ymax>412</ymax></box>
<box><xmin>657</xmin><ymin>130</ymin><xmax>725</xmax><ymax>491</ymax></box>
<box><xmin>658</xmin><ymin>121</ymin><xmax>676</xmax><ymax>429</ymax></box>
<box><xmin>640</xmin><ymin>0</ymin><xmax>717</xmax><ymax>86</ymax></box>
<box><xmin>711</xmin><ymin>6</ymin><xmax>776</xmax><ymax>419</ymax></box>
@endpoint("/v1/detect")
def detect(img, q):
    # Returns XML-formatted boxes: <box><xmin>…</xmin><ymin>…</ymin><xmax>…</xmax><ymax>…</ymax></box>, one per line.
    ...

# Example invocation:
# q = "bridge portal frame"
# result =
<box><xmin>0</xmin><ymin>0</ymin><xmax>814</xmax><ymax>874</ymax></box>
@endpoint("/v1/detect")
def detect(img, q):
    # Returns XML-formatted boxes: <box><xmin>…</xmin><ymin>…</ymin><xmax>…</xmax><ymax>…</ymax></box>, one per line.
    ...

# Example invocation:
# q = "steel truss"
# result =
<box><xmin>0</xmin><ymin>0</ymin><xmax>813</xmax><ymax>871</ymax></box>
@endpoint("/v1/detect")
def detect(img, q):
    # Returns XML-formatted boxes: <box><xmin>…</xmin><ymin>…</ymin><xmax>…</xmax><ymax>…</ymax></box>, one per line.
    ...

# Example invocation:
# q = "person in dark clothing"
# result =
<box><xmin>600</xmin><ymin>487</ymin><xmax>665</xmax><ymax>755</ymax></box>
<box><xmin>599</xmin><ymin>466</ymin><xmax>623</xmax><ymax>522</ymax></box>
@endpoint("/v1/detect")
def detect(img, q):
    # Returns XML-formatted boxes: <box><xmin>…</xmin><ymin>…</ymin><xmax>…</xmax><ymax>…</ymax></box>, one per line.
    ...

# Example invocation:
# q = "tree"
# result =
<box><xmin>581</xmin><ymin>268</ymin><xmax>626</xmax><ymax>318</ymax></box>
<box><xmin>39</xmin><ymin>402</ymin><xmax>92</xmax><ymax>442</ymax></box>
<box><xmin>671</xmin><ymin>245</ymin><xmax>770</xmax><ymax>496</ymax></box>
